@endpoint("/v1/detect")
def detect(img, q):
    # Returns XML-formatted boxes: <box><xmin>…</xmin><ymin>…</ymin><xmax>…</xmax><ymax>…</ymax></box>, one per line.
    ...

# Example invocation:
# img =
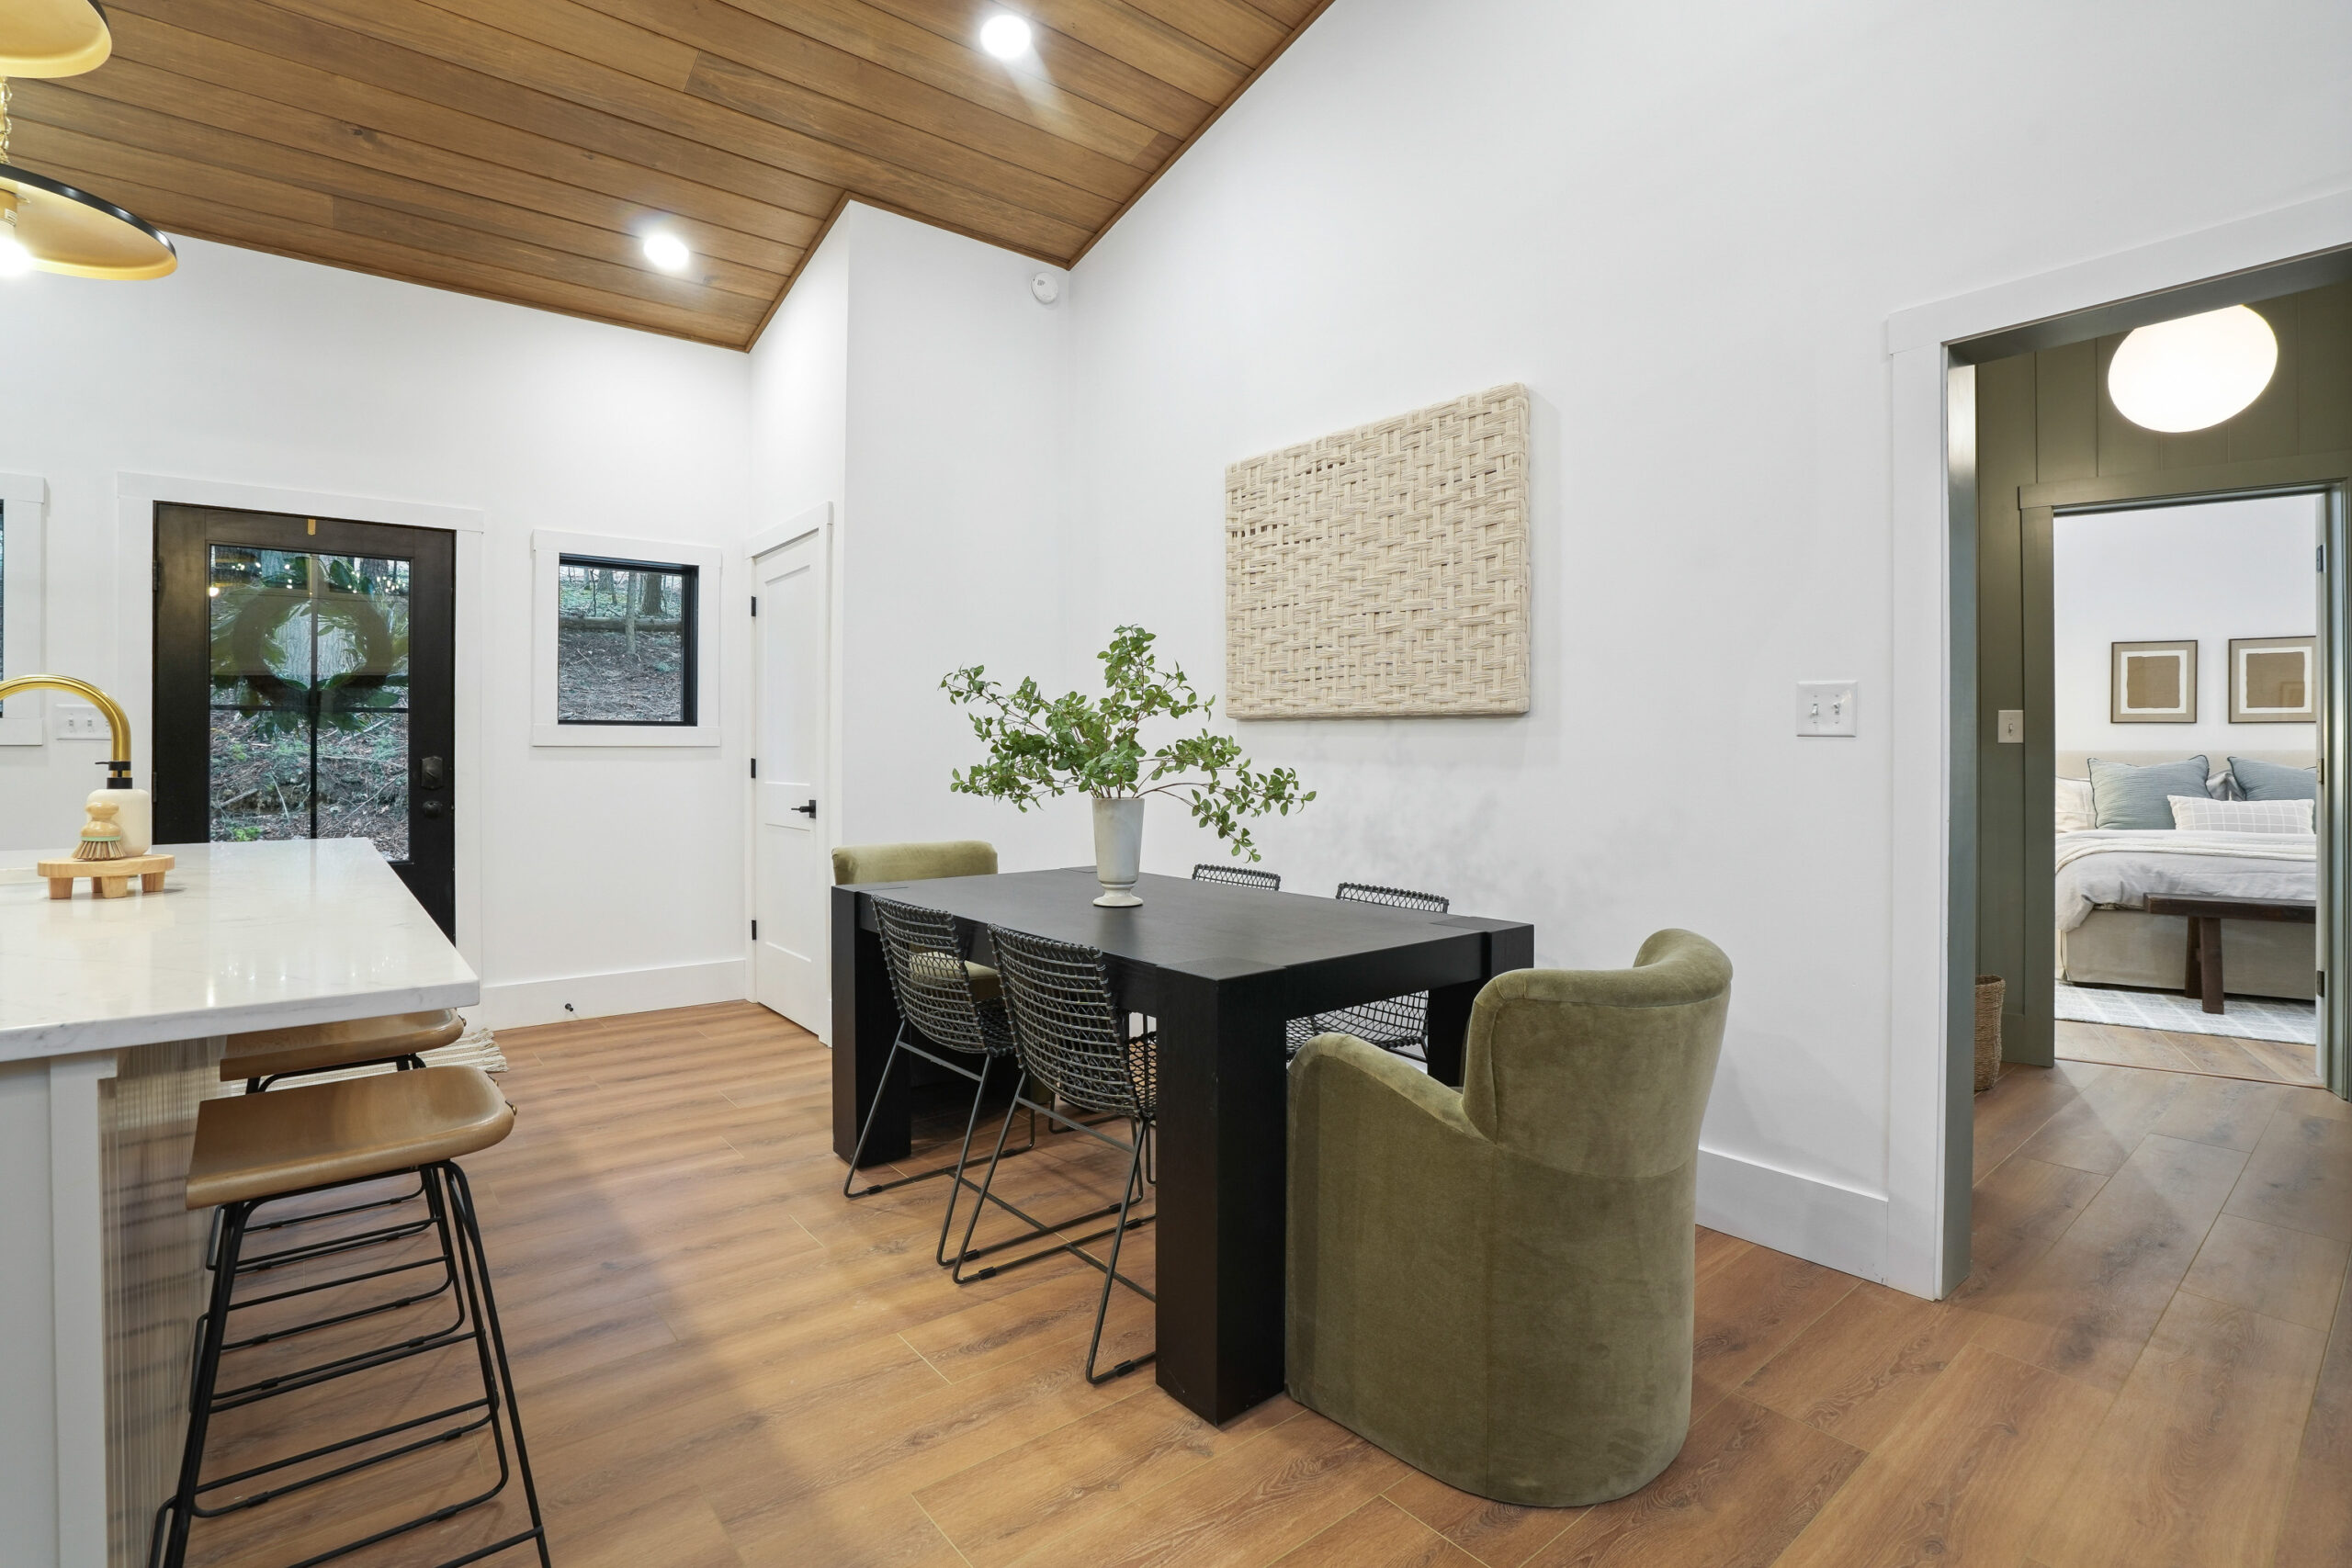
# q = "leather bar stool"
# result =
<box><xmin>215</xmin><ymin>1010</ymin><xmax>467</xmax><ymax>1283</ymax></box>
<box><xmin>221</xmin><ymin>1008</ymin><xmax>466</xmax><ymax>1092</ymax></box>
<box><xmin>155</xmin><ymin>1066</ymin><xmax>549</xmax><ymax>1568</ymax></box>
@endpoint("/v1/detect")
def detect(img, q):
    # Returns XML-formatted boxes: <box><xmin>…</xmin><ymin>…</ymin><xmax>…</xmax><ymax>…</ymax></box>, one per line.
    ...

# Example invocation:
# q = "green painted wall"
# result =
<box><xmin>1975</xmin><ymin>281</ymin><xmax>2352</xmax><ymax>1066</ymax></box>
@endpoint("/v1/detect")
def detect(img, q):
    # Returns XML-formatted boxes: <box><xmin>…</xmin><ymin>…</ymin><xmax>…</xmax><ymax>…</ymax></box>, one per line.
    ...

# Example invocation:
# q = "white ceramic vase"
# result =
<box><xmin>1091</xmin><ymin>795</ymin><xmax>1145</xmax><ymax>907</ymax></box>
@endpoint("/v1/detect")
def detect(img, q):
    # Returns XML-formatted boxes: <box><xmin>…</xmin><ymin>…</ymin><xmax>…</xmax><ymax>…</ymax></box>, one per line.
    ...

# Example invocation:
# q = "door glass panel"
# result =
<box><xmin>208</xmin><ymin>546</ymin><xmax>411</xmax><ymax>860</ymax></box>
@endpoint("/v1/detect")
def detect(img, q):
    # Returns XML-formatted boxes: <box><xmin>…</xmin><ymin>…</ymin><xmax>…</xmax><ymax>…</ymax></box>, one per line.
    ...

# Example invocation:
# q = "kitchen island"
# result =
<box><xmin>0</xmin><ymin>840</ymin><xmax>477</xmax><ymax>1568</ymax></box>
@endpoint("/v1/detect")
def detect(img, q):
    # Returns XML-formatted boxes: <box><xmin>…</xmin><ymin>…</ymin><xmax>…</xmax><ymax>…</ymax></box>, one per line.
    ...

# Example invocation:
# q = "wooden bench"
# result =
<box><xmin>2143</xmin><ymin>895</ymin><xmax>2316</xmax><ymax>1014</ymax></box>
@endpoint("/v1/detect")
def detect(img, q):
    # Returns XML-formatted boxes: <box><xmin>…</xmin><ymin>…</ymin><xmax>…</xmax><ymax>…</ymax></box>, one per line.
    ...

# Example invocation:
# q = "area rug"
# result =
<box><xmin>2054</xmin><ymin>982</ymin><xmax>2315</xmax><ymax>1045</ymax></box>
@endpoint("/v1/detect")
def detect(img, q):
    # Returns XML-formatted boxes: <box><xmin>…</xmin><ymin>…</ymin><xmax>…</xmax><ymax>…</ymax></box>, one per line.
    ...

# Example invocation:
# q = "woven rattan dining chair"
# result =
<box><xmin>1193</xmin><ymin>863</ymin><xmax>1282</xmax><ymax>891</ymax></box>
<box><xmin>1293</xmin><ymin>881</ymin><xmax>1454</xmax><ymax>1061</ymax></box>
<box><xmin>959</xmin><ymin>925</ymin><xmax>1159</xmax><ymax>1385</ymax></box>
<box><xmin>842</xmin><ymin>897</ymin><xmax>1048</xmax><ymax>1268</ymax></box>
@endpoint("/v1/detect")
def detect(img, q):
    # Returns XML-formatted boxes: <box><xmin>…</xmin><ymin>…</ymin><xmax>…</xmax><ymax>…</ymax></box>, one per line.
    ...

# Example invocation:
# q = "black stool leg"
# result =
<box><xmin>157</xmin><ymin>1199</ymin><xmax>253</xmax><ymax>1568</ymax></box>
<box><xmin>443</xmin><ymin>1161</ymin><xmax>552</xmax><ymax>1566</ymax></box>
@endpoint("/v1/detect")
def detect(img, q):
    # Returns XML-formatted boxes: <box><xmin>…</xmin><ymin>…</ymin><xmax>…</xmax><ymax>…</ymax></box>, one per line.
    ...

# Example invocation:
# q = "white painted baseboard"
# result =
<box><xmin>477</xmin><ymin>957</ymin><xmax>748</xmax><ymax>1031</ymax></box>
<box><xmin>1696</xmin><ymin>1146</ymin><xmax>1889</xmax><ymax>1285</ymax></box>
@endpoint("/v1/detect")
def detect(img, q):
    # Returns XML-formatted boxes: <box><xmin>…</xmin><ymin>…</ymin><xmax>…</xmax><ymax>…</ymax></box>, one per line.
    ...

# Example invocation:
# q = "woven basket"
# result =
<box><xmin>1973</xmin><ymin>976</ymin><xmax>2006</xmax><ymax>1093</ymax></box>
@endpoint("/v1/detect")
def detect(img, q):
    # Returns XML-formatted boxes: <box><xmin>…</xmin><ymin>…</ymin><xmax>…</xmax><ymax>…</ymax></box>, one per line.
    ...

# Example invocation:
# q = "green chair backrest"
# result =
<box><xmin>1458</xmin><ymin>929</ymin><xmax>1731</xmax><ymax>1179</ymax></box>
<box><xmin>830</xmin><ymin>840</ymin><xmax>998</xmax><ymax>886</ymax></box>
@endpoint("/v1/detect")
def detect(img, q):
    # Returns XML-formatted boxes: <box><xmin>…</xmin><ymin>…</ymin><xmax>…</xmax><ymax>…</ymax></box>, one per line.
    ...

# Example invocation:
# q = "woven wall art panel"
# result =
<box><xmin>1225</xmin><ymin>383</ymin><xmax>1530</xmax><ymax>718</ymax></box>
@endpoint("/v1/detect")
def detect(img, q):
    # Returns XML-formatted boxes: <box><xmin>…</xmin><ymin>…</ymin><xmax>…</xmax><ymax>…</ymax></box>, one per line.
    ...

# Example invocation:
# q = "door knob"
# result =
<box><xmin>792</xmin><ymin>800</ymin><xmax>817</xmax><ymax>818</ymax></box>
<box><xmin>419</xmin><ymin>798</ymin><xmax>447</xmax><ymax>818</ymax></box>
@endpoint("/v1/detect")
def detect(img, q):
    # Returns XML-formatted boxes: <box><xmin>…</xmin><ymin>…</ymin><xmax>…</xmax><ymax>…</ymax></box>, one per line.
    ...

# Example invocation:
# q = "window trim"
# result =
<box><xmin>0</xmin><ymin>472</ymin><xmax>48</xmax><ymax>746</ymax></box>
<box><xmin>530</xmin><ymin>529</ymin><xmax>721</xmax><ymax>747</ymax></box>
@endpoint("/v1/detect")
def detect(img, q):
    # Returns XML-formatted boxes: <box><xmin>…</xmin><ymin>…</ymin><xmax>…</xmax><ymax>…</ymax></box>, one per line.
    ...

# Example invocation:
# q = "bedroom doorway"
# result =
<box><xmin>1970</xmin><ymin>272</ymin><xmax>2352</xmax><ymax>1109</ymax></box>
<box><xmin>2046</xmin><ymin>493</ymin><xmax>2324</xmax><ymax>1089</ymax></box>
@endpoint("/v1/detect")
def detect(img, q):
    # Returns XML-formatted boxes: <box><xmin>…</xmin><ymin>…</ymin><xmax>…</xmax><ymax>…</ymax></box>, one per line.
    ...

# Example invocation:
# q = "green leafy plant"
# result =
<box><xmin>943</xmin><ymin>626</ymin><xmax>1313</xmax><ymax>861</ymax></box>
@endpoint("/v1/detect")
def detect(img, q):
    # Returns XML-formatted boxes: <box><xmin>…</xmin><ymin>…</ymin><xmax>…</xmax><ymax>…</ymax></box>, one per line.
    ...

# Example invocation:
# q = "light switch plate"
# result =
<box><xmin>1796</xmin><ymin>680</ymin><xmax>1858</xmax><ymax>738</ymax></box>
<box><xmin>1996</xmin><ymin>709</ymin><xmax>2024</xmax><ymax>744</ymax></box>
<box><xmin>52</xmin><ymin>701</ymin><xmax>107</xmax><ymax>740</ymax></box>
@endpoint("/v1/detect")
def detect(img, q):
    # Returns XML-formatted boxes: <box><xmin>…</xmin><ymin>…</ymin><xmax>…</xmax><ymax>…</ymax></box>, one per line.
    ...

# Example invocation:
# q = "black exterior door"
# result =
<box><xmin>153</xmin><ymin>504</ymin><xmax>457</xmax><ymax>936</ymax></box>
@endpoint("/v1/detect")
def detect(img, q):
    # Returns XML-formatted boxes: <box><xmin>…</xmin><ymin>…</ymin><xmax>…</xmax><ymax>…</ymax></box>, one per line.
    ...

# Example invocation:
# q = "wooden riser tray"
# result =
<box><xmin>36</xmin><ymin>852</ymin><xmax>174</xmax><ymax>899</ymax></box>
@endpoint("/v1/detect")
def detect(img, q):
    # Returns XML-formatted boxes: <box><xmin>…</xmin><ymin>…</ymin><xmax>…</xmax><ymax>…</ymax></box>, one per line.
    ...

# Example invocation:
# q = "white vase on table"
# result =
<box><xmin>1091</xmin><ymin>795</ymin><xmax>1145</xmax><ymax>907</ymax></box>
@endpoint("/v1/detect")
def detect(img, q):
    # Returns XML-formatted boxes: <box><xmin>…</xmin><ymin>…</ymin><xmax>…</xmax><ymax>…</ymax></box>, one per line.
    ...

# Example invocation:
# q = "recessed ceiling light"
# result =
<box><xmin>2107</xmin><ymin>305</ymin><xmax>2278</xmax><ymax>433</ymax></box>
<box><xmin>642</xmin><ymin>230</ymin><xmax>691</xmax><ymax>273</ymax></box>
<box><xmin>979</xmin><ymin>13</ymin><xmax>1031</xmax><ymax>59</ymax></box>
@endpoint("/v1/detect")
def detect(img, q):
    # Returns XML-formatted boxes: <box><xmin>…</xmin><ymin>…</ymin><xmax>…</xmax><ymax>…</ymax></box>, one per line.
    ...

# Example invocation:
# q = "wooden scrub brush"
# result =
<box><xmin>74</xmin><ymin>798</ymin><xmax>126</xmax><ymax>861</ymax></box>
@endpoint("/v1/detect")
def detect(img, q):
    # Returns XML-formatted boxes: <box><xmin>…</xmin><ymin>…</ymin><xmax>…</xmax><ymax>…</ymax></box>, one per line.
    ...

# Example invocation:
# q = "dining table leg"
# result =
<box><xmin>831</xmin><ymin>887</ymin><xmax>909</xmax><ymax>1165</ymax></box>
<box><xmin>1151</xmin><ymin>964</ymin><xmax>1289</xmax><ymax>1426</ymax></box>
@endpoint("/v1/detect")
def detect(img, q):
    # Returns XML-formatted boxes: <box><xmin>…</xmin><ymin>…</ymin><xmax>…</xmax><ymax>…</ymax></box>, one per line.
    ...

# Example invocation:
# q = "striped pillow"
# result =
<box><xmin>2167</xmin><ymin>795</ymin><xmax>2313</xmax><ymax>833</ymax></box>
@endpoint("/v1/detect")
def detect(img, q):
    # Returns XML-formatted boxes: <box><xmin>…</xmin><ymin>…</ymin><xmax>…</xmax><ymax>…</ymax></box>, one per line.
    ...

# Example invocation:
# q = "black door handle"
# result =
<box><xmin>792</xmin><ymin>800</ymin><xmax>817</xmax><ymax>818</ymax></box>
<box><xmin>419</xmin><ymin>798</ymin><xmax>447</xmax><ymax>818</ymax></box>
<box><xmin>420</xmin><ymin>755</ymin><xmax>447</xmax><ymax>790</ymax></box>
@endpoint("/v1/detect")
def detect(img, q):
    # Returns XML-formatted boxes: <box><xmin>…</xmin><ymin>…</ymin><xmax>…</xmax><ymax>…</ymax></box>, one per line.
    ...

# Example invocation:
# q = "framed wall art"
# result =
<box><xmin>2228</xmin><ymin>635</ymin><xmax>2315</xmax><ymax>723</ymax></box>
<box><xmin>2110</xmin><ymin>639</ymin><xmax>2197</xmax><ymax>723</ymax></box>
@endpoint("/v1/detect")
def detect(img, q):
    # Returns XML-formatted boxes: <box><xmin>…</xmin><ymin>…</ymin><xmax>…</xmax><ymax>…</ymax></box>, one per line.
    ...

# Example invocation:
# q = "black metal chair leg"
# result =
<box><xmin>949</xmin><ymin>1077</ymin><xmax>1029</xmax><ymax>1282</ymax></box>
<box><xmin>1084</xmin><ymin>1135</ymin><xmax>1157</xmax><ymax>1385</ymax></box>
<box><xmin>934</xmin><ymin>1055</ymin><xmax>1001</xmax><ymax>1267</ymax></box>
<box><xmin>842</xmin><ymin>1032</ymin><xmax>913</xmax><ymax>1198</ymax></box>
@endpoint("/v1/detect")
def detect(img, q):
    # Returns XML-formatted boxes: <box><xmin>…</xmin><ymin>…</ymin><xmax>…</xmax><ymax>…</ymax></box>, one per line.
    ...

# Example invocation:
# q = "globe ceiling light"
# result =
<box><xmin>0</xmin><ymin>0</ymin><xmax>111</xmax><ymax>78</ymax></box>
<box><xmin>979</xmin><ymin>13</ymin><xmax>1032</xmax><ymax>60</ymax></box>
<box><xmin>2106</xmin><ymin>304</ymin><xmax>2278</xmax><ymax>434</ymax></box>
<box><xmin>642</xmin><ymin>229</ymin><xmax>691</xmax><ymax>273</ymax></box>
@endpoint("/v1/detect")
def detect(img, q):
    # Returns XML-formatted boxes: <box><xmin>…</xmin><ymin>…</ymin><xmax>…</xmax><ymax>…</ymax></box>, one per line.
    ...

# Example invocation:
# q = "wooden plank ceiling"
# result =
<box><xmin>7</xmin><ymin>0</ymin><xmax>1330</xmax><ymax>348</ymax></box>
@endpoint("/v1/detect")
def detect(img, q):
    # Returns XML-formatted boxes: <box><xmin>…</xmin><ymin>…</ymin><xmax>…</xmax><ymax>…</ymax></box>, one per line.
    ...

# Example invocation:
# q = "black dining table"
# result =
<box><xmin>831</xmin><ymin>866</ymin><xmax>1533</xmax><ymax>1425</ymax></box>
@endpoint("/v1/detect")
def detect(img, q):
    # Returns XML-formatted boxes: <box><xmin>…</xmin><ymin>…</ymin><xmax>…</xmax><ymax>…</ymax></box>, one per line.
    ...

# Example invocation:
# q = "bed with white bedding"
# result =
<box><xmin>2054</xmin><ymin>828</ymin><xmax>2317</xmax><ymax>998</ymax></box>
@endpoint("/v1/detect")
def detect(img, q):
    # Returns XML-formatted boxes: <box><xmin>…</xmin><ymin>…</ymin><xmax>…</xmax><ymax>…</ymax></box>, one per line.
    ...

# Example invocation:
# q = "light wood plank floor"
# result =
<box><xmin>2056</xmin><ymin>1017</ymin><xmax>2321</xmax><ymax>1087</ymax></box>
<box><xmin>188</xmin><ymin>1003</ymin><xmax>2352</xmax><ymax>1568</ymax></box>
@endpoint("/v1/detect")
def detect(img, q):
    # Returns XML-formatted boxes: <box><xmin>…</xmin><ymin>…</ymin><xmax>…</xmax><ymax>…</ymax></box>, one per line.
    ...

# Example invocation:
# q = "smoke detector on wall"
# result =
<box><xmin>1031</xmin><ymin>272</ymin><xmax>1060</xmax><ymax>306</ymax></box>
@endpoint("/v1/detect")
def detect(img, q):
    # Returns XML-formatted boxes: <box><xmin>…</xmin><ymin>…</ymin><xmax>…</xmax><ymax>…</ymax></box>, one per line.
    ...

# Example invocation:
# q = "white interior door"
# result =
<box><xmin>753</xmin><ymin>530</ymin><xmax>828</xmax><ymax>1033</ymax></box>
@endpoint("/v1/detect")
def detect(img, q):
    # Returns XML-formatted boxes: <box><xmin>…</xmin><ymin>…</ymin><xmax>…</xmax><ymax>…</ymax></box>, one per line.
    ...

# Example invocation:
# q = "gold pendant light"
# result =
<box><xmin>0</xmin><ymin>0</ymin><xmax>110</xmax><ymax>79</ymax></box>
<box><xmin>0</xmin><ymin>50</ymin><xmax>177</xmax><ymax>279</ymax></box>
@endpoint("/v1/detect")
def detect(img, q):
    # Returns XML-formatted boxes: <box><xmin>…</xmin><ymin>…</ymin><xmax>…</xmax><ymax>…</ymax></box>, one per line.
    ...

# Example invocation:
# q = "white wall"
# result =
<box><xmin>0</xmin><ymin>238</ymin><xmax>754</xmax><ymax>1025</ymax></box>
<box><xmin>2054</xmin><ymin>495</ymin><xmax>2319</xmax><ymax>758</ymax></box>
<box><xmin>1058</xmin><ymin>0</ymin><xmax>2352</xmax><ymax>1281</ymax></box>
<box><xmin>750</xmin><ymin>204</ymin><xmax>1089</xmax><ymax>874</ymax></box>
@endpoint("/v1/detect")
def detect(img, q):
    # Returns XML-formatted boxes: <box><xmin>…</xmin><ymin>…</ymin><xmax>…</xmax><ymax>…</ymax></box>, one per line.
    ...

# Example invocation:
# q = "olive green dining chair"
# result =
<box><xmin>1286</xmin><ymin>929</ymin><xmax>1732</xmax><ymax>1507</ymax></box>
<box><xmin>831</xmin><ymin>840</ymin><xmax>998</xmax><ymax>886</ymax></box>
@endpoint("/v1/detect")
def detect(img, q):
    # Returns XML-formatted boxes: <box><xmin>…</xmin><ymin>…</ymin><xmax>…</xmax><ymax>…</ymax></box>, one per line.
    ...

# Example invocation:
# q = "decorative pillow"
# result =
<box><xmin>2228</xmin><ymin>756</ymin><xmax>2319</xmax><ymax>803</ymax></box>
<box><xmin>2086</xmin><ymin>755</ymin><xmax>2211</xmax><ymax>830</ymax></box>
<box><xmin>2207</xmin><ymin>769</ymin><xmax>2238</xmax><ymax>800</ymax></box>
<box><xmin>2169</xmin><ymin>795</ymin><xmax>2314</xmax><ymax>834</ymax></box>
<box><xmin>2055</xmin><ymin>776</ymin><xmax>2097</xmax><ymax>833</ymax></box>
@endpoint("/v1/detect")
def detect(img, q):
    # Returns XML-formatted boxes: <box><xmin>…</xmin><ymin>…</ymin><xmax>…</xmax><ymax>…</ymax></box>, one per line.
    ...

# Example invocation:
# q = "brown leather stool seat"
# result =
<box><xmin>187</xmin><ymin>1065</ymin><xmax>514</xmax><ymax>1210</ymax></box>
<box><xmin>219</xmin><ymin>1008</ymin><xmax>464</xmax><ymax>1087</ymax></box>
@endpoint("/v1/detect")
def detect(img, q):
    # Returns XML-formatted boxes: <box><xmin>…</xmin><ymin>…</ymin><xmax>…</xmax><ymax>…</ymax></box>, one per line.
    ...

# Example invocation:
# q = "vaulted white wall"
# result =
<box><xmin>0</xmin><ymin>237</ymin><xmax>754</xmax><ymax>1025</ymax></box>
<box><xmin>750</xmin><ymin>204</ymin><xmax>1087</xmax><ymax>874</ymax></box>
<box><xmin>1058</xmin><ymin>0</ymin><xmax>2352</xmax><ymax>1280</ymax></box>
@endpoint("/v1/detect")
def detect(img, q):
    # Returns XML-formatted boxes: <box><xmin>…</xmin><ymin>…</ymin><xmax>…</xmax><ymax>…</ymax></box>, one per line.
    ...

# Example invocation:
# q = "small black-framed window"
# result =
<box><xmin>554</xmin><ymin>554</ymin><xmax>698</xmax><ymax>727</ymax></box>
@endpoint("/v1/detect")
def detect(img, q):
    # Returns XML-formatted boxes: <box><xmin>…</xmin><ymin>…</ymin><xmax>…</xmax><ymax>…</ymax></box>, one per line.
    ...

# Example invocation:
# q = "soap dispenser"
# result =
<box><xmin>89</xmin><ymin>778</ymin><xmax>153</xmax><ymax>855</ymax></box>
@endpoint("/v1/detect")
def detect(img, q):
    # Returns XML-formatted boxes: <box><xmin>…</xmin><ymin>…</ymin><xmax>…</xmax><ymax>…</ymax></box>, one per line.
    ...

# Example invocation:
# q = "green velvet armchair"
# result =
<box><xmin>1286</xmin><ymin>929</ymin><xmax>1732</xmax><ymax>1506</ymax></box>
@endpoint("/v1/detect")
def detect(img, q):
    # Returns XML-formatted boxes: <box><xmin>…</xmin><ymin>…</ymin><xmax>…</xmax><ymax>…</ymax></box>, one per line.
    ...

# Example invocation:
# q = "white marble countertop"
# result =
<box><xmin>0</xmin><ymin>840</ymin><xmax>479</xmax><ymax>1062</ymax></box>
